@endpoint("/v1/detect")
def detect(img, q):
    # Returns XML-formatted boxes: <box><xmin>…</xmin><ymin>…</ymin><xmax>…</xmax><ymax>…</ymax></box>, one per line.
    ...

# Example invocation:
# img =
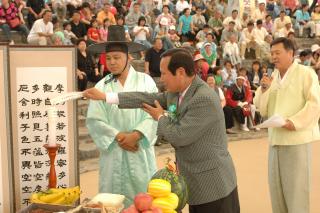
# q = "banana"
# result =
<box><xmin>48</xmin><ymin>188</ymin><xmax>65</xmax><ymax>193</ymax></box>
<box><xmin>39</xmin><ymin>192</ymin><xmax>65</xmax><ymax>203</ymax></box>
<box><xmin>51</xmin><ymin>195</ymin><xmax>67</xmax><ymax>205</ymax></box>
<box><xmin>67</xmin><ymin>192</ymin><xmax>80</xmax><ymax>205</ymax></box>
<box><xmin>30</xmin><ymin>193</ymin><xmax>46</xmax><ymax>204</ymax></box>
<box><xmin>31</xmin><ymin>186</ymin><xmax>81</xmax><ymax>205</ymax></box>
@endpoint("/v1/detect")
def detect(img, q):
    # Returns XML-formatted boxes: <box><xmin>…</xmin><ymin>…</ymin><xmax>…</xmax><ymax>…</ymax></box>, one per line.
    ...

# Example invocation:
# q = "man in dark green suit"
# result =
<box><xmin>84</xmin><ymin>48</ymin><xmax>240</xmax><ymax>213</ymax></box>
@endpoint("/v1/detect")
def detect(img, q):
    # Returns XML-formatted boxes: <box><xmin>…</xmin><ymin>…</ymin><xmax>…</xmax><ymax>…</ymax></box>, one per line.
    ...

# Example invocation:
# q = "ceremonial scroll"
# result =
<box><xmin>9</xmin><ymin>46</ymin><xmax>79</xmax><ymax>211</ymax></box>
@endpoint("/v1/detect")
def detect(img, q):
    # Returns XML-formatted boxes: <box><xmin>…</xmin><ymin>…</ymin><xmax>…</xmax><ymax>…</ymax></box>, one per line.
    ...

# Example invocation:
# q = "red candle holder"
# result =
<box><xmin>43</xmin><ymin>144</ymin><xmax>61</xmax><ymax>188</ymax></box>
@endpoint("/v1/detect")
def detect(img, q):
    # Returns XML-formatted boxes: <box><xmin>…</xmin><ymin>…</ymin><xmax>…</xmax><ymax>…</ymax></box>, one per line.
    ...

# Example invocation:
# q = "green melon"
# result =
<box><xmin>151</xmin><ymin>164</ymin><xmax>188</xmax><ymax>211</ymax></box>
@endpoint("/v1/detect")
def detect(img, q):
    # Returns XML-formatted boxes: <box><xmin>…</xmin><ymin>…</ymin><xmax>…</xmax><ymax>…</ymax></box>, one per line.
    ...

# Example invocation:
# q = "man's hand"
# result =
<box><xmin>260</xmin><ymin>74</ymin><xmax>273</xmax><ymax>92</ymax></box>
<box><xmin>143</xmin><ymin>100</ymin><xmax>164</xmax><ymax>121</ymax></box>
<box><xmin>282</xmin><ymin>119</ymin><xmax>296</xmax><ymax>131</ymax></box>
<box><xmin>116</xmin><ymin>132</ymin><xmax>140</xmax><ymax>152</ymax></box>
<box><xmin>83</xmin><ymin>88</ymin><xmax>106</xmax><ymax>100</ymax></box>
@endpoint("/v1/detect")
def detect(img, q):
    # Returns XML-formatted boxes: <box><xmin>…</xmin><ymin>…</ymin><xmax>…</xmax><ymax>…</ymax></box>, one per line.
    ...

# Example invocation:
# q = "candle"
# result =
<box><xmin>47</xmin><ymin>107</ymin><xmax>58</xmax><ymax>147</ymax></box>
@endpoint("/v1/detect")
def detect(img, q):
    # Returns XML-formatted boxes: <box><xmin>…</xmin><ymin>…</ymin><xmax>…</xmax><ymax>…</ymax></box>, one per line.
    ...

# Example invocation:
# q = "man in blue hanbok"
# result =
<box><xmin>86</xmin><ymin>26</ymin><xmax>158</xmax><ymax>207</ymax></box>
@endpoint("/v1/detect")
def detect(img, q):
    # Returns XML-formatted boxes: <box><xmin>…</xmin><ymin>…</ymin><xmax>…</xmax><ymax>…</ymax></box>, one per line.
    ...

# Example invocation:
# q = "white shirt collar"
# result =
<box><xmin>277</xmin><ymin>60</ymin><xmax>297</xmax><ymax>84</ymax></box>
<box><xmin>180</xmin><ymin>84</ymin><xmax>191</xmax><ymax>98</ymax></box>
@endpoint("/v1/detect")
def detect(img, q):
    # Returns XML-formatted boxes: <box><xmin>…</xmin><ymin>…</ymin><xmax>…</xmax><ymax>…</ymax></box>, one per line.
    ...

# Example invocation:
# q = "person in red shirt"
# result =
<box><xmin>99</xmin><ymin>53</ymin><xmax>109</xmax><ymax>76</ymax></box>
<box><xmin>0</xmin><ymin>0</ymin><xmax>29</xmax><ymax>44</ymax></box>
<box><xmin>193</xmin><ymin>53</ymin><xmax>209</xmax><ymax>81</ymax></box>
<box><xmin>87</xmin><ymin>18</ymin><xmax>102</xmax><ymax>44</ymax></box>
<box><xmin>225</xmin><ymin>76</ymin><xmax>253</xmax><ymax>131</ymax></box>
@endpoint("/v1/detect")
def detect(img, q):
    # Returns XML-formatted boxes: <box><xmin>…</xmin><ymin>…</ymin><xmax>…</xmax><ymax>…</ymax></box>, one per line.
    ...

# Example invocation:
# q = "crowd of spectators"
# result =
<box><xmin>1</xmin><ymin>0</ymin><xmax>320</xmax><ymax>133</ymax></box>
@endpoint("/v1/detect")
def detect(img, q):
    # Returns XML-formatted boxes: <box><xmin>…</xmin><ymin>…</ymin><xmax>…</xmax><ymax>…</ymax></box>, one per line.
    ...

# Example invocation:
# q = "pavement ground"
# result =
<box><xmin>80</xmin><ymin>138</ymin><xmax>320</xmax><ymax>213</ymax></box>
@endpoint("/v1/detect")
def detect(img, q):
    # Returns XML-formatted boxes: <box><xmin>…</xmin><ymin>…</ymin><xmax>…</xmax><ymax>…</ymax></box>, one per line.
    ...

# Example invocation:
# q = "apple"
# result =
<box><xmin>151</xmin><ymin>206</ymin><xmax>163</xmax><ymax>213</ymax></box>
<box><xmin>122</xmin><ymin>204</ymin><xmax>139</xmax><ymax>213</ymax></box>
<box><xmin>134</xmin><ymin>193</ymin><xmax>153</xmax><ymax>211</ymax></box>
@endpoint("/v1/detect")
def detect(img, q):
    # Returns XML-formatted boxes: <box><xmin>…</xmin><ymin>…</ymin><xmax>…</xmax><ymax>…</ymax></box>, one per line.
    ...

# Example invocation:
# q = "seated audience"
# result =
<box><xmin>27</xmin><ymin>10</ymin><xmax>53</xmax><ymax>45</ymax></box>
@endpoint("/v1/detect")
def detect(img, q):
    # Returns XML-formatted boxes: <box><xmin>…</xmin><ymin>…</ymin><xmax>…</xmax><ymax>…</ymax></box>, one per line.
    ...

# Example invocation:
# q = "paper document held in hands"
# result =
<box><xmin>255</xmin><ymin>114</ymin><xmax>286</xmax><ymax>129</ymax></box>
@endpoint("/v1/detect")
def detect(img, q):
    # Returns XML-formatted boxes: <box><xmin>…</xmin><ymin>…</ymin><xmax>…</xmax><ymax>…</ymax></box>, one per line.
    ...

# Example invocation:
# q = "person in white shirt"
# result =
<box><xmin>175</xmin><ymin>0</ymin><xmax>190</xmax><ymax>15</ymax></box>
<box><xmin>253</xmin><ymin>19</ymin><xmax>269</xmax><ymax>49</ymax></box>
<box><xmin>133</xmin><ymin>16</ymin><xmax>152</xmax><ymax>59</ymax></box>
<box><xmin>206</xmin><ymin>74</ymin><xmax>226</xmax><ymax>108</ymax></box>
<box><xmin>223</xmin><ymin>10</ymin><xmax>242</xmax><ymax>31</ymax></box>
<box><xmin>223</xmin><ymin>34</ymin><xmax>242</xmax><ymax>67</ymax></box>
<box><xmin>66</xmin><ymin>0</ymin><xmax>82</xmax><ymax>7</ymax></box>
<box><xmin>27</xmin><ymin>10</ymin><xmax>54</xmax><ymax>45</ymax></box>
<box><xmin>277</xmin><ymin>19</ymin><xmax>294</xmax><ymax>38</ymax></box>
<box><xmin>273</xmin><ymin>10</ymin><xmax>292</xmax><ymax>36</ymax></box>
<box><xmin>260</xmin><ymin>34</ymin><xmax>273</xmax><ymax>62</ymax></box>
<box><xmin>191</xmin><ymin>7</ymin><xmax>206</xmax><ymax>32</ymax></box>
<box><xmin>240</xmin><ymin>21</ymin><xmax>261</xmax><ymax>60</ymax></box>
<box><xmin>252</xmin><ymin>0</ymin><xmax>267</xmax><ymax>22</ymax></box>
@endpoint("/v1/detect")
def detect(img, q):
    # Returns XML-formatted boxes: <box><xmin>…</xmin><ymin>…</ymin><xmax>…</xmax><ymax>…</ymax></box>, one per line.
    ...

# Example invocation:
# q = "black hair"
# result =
<box><xmin>203</xmin><ymin>24</ymin><xmax>210</xmax><ymax>28</ymax></box>
<box><xmin>162</xmin><ymin>5</ymin><xmax>170</xmax><ymax>11</ymax></box>
<box><xmin>63</xmin><ymin>21</ymin><xmax>71</xmax><ymax>28</ymax></box>
<box><xmin>182</xmin><ymin>8</ymin><xmax>190</xmax><ymax>14</ymax></box>
<box><xmin>256</xmin><ymin>19</ymin><xmax>263</xmax><ymax>25</ymax></box>
<box><xmin>42</xmin><ymin>9</ymin><xmax>52</xmax><ymax>17</ymax></box>
<box><xmin>305</xmin><ymin>49</ymin><xmax>312</xmax><ymax>55</ymax></box>
<box><xmin>207</xmin><ymin>73</ymin><xmax>214</xmax><ymax>78</ymax></box>
<box><xmin>138</xmin><ymin>16</ymin><xmax>146</xmax><ymax>25</ymax></box>
<box><xmin>224</xmin><ymin>60</ymin><xmax>232</xmax><ymax>66</ymax></box>
<box><xmin>229</xmin><ymin>21</ymin><xmax>235</xmax><ymax>25</ymax></box>
<box><xmin>211</xmin><ymin>66</ymin><xmax>222</xmax><ymax>75</ymax></box>
<box><xmin>247</xmin><ymin>21</ymin><xmax>254</xmax><ymax>26</ymax></box>
<box><xmin>232</xmin><ymin>10</ymin><xmax>238</xmax><ymax>14</ymax></box>
<box><xmin>76</xmin><ymin>38</ymin><xmax>86</xmax><ymax>46</ymax></box>
<box><xmin>51</xmin><ymin>16</ymin><xmax>58</xmax><ymax>25</ymax></box>
<box><xmin>160</xmin><ymin>48</ymin><xmax>195</xmax><ymax>76</ymax></box>
<box><xmin>153</xmin><ymin>37</ymin><xmax>162</xmax><ymax>44</ymax></box>
<box><xmin>72</xmin><ymin>10</ymin><xmax>81</xmax><ymax>15</ymax></box>
<box><xmin>239</xmin><ymin>67</ymin><xmax>247</xmax><ymax>73</ymax></box>
<box><xmin>271</xmin><ymin>37</ymin><xmax>296</xmax><ymax>53</ymax></box>
<box><xmin>90</xmin><ymin>18</ymin><xmax>98</xmax><ymax>26</ymax></box>
<box><xmin>206</xmin><ymin>32</ymin><xmax>215</xmax><ymax>38</ymax></box>
<box><xmin>252</xmin><ymin>61</ymin><xmax>261</xmax><ymax>71</ymax></box>
<box><xmin>133</xmin><ymin>2</ymin><xmax>140</xmax><ymax>7</ymax></box>
<box><xmin>81</xmin><ymin>2</ymin><xmax>90</xmax><ymax>9</ymax></box>
<box><xmin>252</xmin><ymin>60</ymin><xmax>261</xmax><ymax>66</ymax></box>
<box><xmin>300</xmin><ymin>50</ymin><xmax>308</xmax><ymax>57</ymax></box>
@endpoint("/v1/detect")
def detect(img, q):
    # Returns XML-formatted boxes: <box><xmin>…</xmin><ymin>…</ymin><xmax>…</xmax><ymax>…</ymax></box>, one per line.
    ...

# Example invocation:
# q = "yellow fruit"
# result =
<box><xmin>152</xmin><ymin>197</ymin><xmax>175</xmax><ymax>213</ymax></box>
<box><xmin>30</xmin><ymin>193</ymin><xmax>45</xmax><ymax>204</ymax></box>
<box><xmin>148</xmin><ymin>179</ymin><xmax>171</xmax><ymax>198</ymax></box>
<box><xmin>166</xmin><ymin>193</ymin><xmax>179</xmax><ymax>209</ymax></box>
<box><xmin>48</xmin><ymin>188</ymin><xmax>64</xmax><ymax>193</ymax></box>
<box><xmin>51</xmin><ymin>195</ymin><xmax>67</xmax><ymax>205</ymax></box>
<box><xmin>39</xmin><ymin>192</ymin><xmax>64</xmax><ymax>203</ymax></box>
